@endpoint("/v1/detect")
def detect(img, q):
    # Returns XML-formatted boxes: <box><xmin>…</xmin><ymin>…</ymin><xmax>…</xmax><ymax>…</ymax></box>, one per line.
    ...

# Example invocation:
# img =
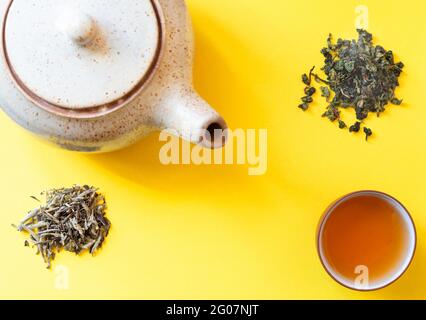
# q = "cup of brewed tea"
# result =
<box><xmin>317</xmin><ymin>191</ymin><xmax>416</xmax><ymax>291</ymax></box>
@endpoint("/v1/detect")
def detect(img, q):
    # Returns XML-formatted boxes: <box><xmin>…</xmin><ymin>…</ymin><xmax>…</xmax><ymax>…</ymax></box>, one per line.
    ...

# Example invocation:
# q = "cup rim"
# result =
<box><xmin>316</xmin><ymin>190</ymin><xmax>417</xmax><ymax>291</ymax></box>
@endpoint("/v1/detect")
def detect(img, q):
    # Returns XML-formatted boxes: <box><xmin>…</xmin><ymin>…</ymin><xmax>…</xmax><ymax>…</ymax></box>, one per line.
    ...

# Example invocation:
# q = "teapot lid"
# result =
<box><xmin>2</xmin><ymin>0</ymin><xmax>163</xmax><ymax>118</ymax></box>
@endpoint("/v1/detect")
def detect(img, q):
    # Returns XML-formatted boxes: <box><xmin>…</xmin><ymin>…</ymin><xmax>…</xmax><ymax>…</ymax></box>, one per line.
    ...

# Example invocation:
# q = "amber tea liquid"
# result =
<box><xmin>318</xmin><ymin>191</ymin><xmax>416</xmax><ymax>290</ymax></box>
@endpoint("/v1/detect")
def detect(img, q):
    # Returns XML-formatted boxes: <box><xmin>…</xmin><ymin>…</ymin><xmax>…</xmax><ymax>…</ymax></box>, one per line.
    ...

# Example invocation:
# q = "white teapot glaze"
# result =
<box><xmin>0</xmin><ymin>0</ymin><xmax>227</xmax><ymax>152</ymax></box>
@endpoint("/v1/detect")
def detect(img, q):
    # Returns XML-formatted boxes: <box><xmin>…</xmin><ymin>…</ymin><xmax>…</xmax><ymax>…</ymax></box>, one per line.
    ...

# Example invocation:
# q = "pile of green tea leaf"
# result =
<box><xmin>13</xmin><ymin>185</ymin><xmax>111</xmax><ymax>268</ymax></box>
<box><xmin>298</xmin><ymin>29</ymin><xmax>404</xmax><ymax>140</ymax></box>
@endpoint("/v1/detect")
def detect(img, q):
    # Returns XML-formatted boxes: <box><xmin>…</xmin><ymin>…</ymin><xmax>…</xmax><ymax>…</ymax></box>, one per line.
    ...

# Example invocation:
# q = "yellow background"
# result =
<box><xmin>0</xmin><ymin>0</ymin><xmax>425</xmax><ymax>299</ymax></box>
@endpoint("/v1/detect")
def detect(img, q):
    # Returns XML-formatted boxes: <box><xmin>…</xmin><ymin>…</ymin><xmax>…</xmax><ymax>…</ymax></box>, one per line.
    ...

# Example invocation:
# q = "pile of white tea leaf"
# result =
<box><xmin>13</xmin><ymin>185</ymin><xmax>111</xmax><ymax>268</ymax></box>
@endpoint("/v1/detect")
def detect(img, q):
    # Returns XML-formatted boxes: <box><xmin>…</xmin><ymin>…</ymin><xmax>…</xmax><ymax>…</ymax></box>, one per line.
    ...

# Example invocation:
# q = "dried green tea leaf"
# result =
<box><xmin>298</xmin><ymin>103</ymin><xmax>309</xmax><ymax>111</ymax></box>
<box><xmin>391</xmin><ymin>98</ymin><xmax>403</xmax><ymax>105</ymax></box>
<box><xmin>302</xmin><ymin>74</ymin><xmax>310</xmax><ymax>86</ymax></box>
<box><xmin>304</xmin><ymin>86</ymin><xmax>316</xmax><ymax>96</ymax></box>
<box><xmin>14</xmin><ymin>185</ymin><xmax>111</xmax><ymax>269</ymax></box>
<box><xmin>338</xmin><ymin>120</ymin><xmax>347</xmax><ymax>129</ymax></box>
<box><xmin>320</xmin><ymin>86</ymin><xmax>331</xmax><ymax>101</ymax></box>
<box><xmin>364</xmin><ymin>127</ymin><xmax>373</xmax><ymax>141</ymax></box>
<box><xmin>344</xmin><ymin>60</ymin><xmax>355</xmax><ymax>73</ymax></box>
<box><xmin>302</xmin><ymin>96</ymin><xmax>313</xmax><ymax>104</ymax></box>
<box><xmin>322</xmin><ymin>105</ymin><xmax>340</xmax><ymax>122</ymax></box>
<box><xmin>349</xmin><ymin>122</ymin><xmax>361</xmax><ymax>133</ymax></box>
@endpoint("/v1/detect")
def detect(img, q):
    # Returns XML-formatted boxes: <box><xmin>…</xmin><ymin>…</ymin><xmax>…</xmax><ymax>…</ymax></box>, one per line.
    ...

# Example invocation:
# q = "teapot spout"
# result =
<box><xmin>154</xmin><ymin>89</ymin><xmax>227</xmax><ymax>148</ymax></box>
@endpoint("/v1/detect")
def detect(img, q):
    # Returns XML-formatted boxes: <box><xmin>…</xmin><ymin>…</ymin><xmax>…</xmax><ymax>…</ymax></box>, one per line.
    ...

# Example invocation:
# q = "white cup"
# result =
<box><xmin>317</xmin><ymin>191</ymin><xmax>416</xmax><ymax>291</ymax></box>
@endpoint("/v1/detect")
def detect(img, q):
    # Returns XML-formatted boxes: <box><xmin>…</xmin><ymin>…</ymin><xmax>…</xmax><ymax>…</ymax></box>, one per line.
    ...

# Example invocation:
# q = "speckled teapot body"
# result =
<box><xmin>0</xmin><ymin>0</ymin><xmax>226</xmax><ymax>152</ymax></box>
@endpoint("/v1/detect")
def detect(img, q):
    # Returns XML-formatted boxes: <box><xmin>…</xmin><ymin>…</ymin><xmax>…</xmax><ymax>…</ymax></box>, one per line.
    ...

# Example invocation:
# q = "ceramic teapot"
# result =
<box><xmin>0</xmin><ymin>0</ymin><xmax>227</xmax><ymax>152</ymax></box>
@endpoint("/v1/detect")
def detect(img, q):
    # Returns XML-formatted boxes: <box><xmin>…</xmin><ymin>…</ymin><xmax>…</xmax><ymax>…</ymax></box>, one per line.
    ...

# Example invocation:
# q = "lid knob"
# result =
<box><xmin>63</xmin><ymin>12</ymin><xmax>97</xmax><ymax>46</ymax></box>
